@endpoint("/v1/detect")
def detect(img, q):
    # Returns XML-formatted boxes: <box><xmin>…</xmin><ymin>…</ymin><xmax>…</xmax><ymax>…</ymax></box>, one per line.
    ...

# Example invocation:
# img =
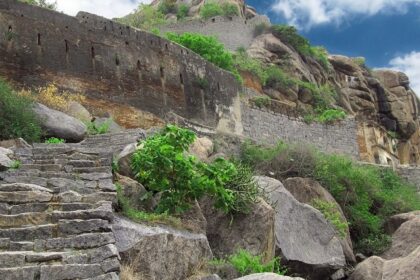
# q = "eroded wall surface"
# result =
<box><xmin>0</xmin><ymin>0</ymin><xmax>240</xmax><ymax>129</ymax></box>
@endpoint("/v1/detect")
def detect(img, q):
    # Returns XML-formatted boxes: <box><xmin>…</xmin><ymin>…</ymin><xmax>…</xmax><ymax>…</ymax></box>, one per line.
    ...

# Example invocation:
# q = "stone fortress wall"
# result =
<box><xmin>0</xmin><ymin>0</ymin><xmax>240</xmax><ymax>130</ymax></box>
<box><xmin>159</xmin><ymin>15</ymin><xmax>270</xmax><ymax>51</ymax></box>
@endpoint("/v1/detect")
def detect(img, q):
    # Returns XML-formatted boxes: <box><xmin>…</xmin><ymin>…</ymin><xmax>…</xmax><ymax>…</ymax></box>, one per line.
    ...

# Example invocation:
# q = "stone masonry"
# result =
<box><xmin>0</xmin><ymin>129</ymin><xmax>145</xmax><ymax>280</ymax></box>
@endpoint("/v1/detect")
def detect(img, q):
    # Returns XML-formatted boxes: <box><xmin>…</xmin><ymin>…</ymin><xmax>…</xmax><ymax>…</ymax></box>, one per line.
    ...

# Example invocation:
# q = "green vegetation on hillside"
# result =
<box><xmin>271</xmin><ymin>25</ymin><xmax>330</xmax><ymax>70</ymax></box>
<box><xmin>0</xmin><ymin>79</ymin><xmax>42</xmax><ymax>142</ymax></box>
<box><xmin>117</xmin><ymin>4</ymin><xmax>166</xmax><ymax>31</ymax></box>
<box><xmin>241</xmin><ymin>140</ymin><xmax>420</xmax><ymax>255</ymax></box>
<box><xmin>166</xmin><ymin>32</ymin><xmax>242</xmax><ymax>82</ymax></box>
<box><xmin>44</xmin><ymin>137</ymin><xmax>65</xmax><ymax>144</ymax></box>
<box><xmin>131</xmin><ymin>125</ymin><xmax>260</xmax><ymax>214</ymax></box>
<box><xmin>200</xmin><ymin>1</ymin><xmax>239</xmax><ymax>19</ymax></box>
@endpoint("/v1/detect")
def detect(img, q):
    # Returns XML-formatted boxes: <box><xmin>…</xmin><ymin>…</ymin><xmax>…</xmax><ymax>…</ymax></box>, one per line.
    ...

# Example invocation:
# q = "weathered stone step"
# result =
<box><xmin>0</xmin><ymin>219</ymin><xmax>111</xmax><ymax>242</ymax></box>
<box><xmin>3</xmin><ymin>202</ymin><xmax>95</xmax><ymax>215</ymax></box>
<box><xmin>71</xmin><ymin>167</ymin><xmax>111</xmax><ymax>174</ymax></box>
<box><xmin>19</xmin><ymin>164</ymin><xmax>63</xmax><ymax>172</ymax></box>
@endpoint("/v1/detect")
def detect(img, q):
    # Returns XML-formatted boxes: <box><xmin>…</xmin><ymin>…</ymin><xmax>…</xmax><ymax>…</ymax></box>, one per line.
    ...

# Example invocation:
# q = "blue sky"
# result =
<box><xmin>54</xmin><ymin>0</ymin><xmax>419</xmax><ymax>93</ymax></box>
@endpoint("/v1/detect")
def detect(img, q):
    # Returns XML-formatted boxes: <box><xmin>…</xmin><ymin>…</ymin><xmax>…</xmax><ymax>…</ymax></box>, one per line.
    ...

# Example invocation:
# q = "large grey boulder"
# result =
<box><xmin>200</xmin><ymin>197</ymin><xmax>275</xmax><ymax>262</ymax></box>
<box><xmin>283</xmin><ymin>177</ymin><xmax>355</xmax><ymax>264</ymax></box>
<box><xmin>234</xmin><ymin>273</ymin><xmax>305</xmax><ymax>280</ymax></box>
<box><xmin>33</xmin><ymin>103</ymin><xmax>87</xmax><ymax>142</ymax></box>
<box><xmin>382</xmin><ymin>216</ymin><xmax>420</xmax><ymax>259</ymax></box>
<box><xmin>112</xmin><ymin>216</ymin><xmax>212</xmax><ymax>280</ymax></box>
<box><xmin>116</xmin><ymin>143</ymin><xmax>137</xmax><ymax>178</ymax></box>
<box><xmin>0</xmin><ymin>147</ymin><xmax>13</xmax><ymax>171</ymax></box>
<box><xmin>349</xmin><ymin>246</ymin><xmax>420</xmax><ymax>280</ymax></box>
<box><xmin>65</xmin><ymin>101</ymin><xmax>92</xmax><ymax>122</ymax></box>
<box><xmin>255</xmin><ymin>176</ymin><xmax>346</xmax><ymax>279</ymax></box>
<box><xmin>384</xmin><ymin>210</ymin><xmax>420</xmax><ymax>234</ymax></box>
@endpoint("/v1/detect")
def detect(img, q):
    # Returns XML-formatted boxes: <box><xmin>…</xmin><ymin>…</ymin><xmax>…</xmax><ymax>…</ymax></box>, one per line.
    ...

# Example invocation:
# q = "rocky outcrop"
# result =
<box><xmin>255</xmin><ymin>176</ymin><xmax>345</xmax><ymax>280</ymax></box>
<box><xmin>190</xmin><ymin>136</ymin><xmax>214</xmax><ymax>161</ymax></box>
<box><xmin>384</xmin><ymin>210</ymin><xmax>420</xmax><ymax>234</ymax></box>
<box><xmin>349</xmin><ymin>246</ymin><xmax>420</xmax><ymax>280</ymax></box>
<box><xmin>200</xmin><ymin>197</ymin><xmax>275</xmax><ymax>262</ymax></box>
<box><xmin>234</xmin><ymin>273</ymin><xmax>305</xmax><ymax>280</ymax></box>
<box><xmin>65</xmin><ymin>101</ymin><xmax>92</xmax><ymax>122</ymax></box>
<box><xmin>33</xmin><ymin>103</ymin><xmax>87</xmax><ymax>142</ymax></box>
<box><xmin>283</xmin><ymin>177</ymin><xmax>355</xmax><ymax>264</ymax></box>
<box><xmin>382</xmin><ymin>216</ymin><xmax>420</xmax><ymax>259</ymax></box>
<box><xmin>112</xmin><ymin>216</ymin><xmax>212</xmax><ymax>280</ymax></box>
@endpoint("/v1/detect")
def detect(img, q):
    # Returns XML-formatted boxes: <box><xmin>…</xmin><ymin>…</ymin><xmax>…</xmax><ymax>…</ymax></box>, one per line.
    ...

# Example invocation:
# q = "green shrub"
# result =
<box><xmin>222</xmin><ymin>3</ymin><xmax>239</xmax><ymax>17</ymax></box>
<box><xmin>19</xmin><ymin>0</ymin><xmax>57</xmax><ymax>10</ymax></box>
<box><xmin>311</xmin><ymin>199</ymin><xmax>348</xmax><ymax>238</ymax></box>
<box><xmin>166</xmin><ymin>32</ymin><xmax>241</xmax><ymax>82</ymax></box>
<box><xmin>131</xmin><ymin>125</ymin><xmax>259</xmax><ymax>214</ymax></box>
<box><xmin>352</xmin><ymin>57</ymin><xmax>366</xmax><ymax>67</ymax></box>
<box><xmin>200</xmin><ymin>2</ymin><xmax>223</xmax><ymax>19</ymax></box>
<box><xmin>177</xmin><ymin>4</ymin><xmax>189</xmax><ymax>20</ymax></box>
<box><xmin>315</xmin><ymin>109</ymin><xmax>346</xmax><ymax>123</ymax></box>
<box><xmin>10</xmin><ymin>160</ymin><xmax>21</xmax><ymax>170</ymax></box>
<box><xmin>270</xmin><ymin>25</ymin><xmax>330</xmax><ymax>69</ymax></box>
<box><xmin>228</xmin><ymin>250</ymin><xmax>287</xmax><ymax>276</ymax></box>
<box><xmin>234</xmin><ymin>49</ymin><xmax>267</xmax><ymax>84</ymax></box>
<box><xmin>241</xmin><ymin>141</ymin><xmax>420</xmax><ymax>255</ymax></box>
<box><xmin>265</xmin><ymin>66</ymin><xmax>296</xmax><ymax>89</ymax></box>
<box><xmin>117</xmin><ymin>4</ymin><xmax>166</xmax><ymax>31</ymax></box>
<box><xmin>0</xmin><ymin>79</ymin><xmax>42</xmax><ymax>142</ymax></box>
<box><xmin>44</xmin><ymin>137</ymin><xmax>65</xmax><ymax>144</ymax></box>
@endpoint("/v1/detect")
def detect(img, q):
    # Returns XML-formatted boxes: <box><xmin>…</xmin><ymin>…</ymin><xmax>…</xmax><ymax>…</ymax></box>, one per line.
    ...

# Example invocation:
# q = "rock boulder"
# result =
<box><xmin>33</xmin><ymin>103</ymin><xmax>87</xmax><ymax>142</ymax></box>
<box><xmin>0</xmin><ymin>147</ymin><xmax>13</xmax><ymax>171</ymax></box>
<box><xmin>234</xmin><ymin>273</ymin><xmax>305</xmax><ymax>280</ymax></box>
<box><xmin>112</xmin><ymin>216</ymin><xmax>212</xmax><ymax>280</ymax></box>
<box><xmin>255</xmin><ymin>176</ymin><xmax>345</xmax><ymax>279</ymax></box>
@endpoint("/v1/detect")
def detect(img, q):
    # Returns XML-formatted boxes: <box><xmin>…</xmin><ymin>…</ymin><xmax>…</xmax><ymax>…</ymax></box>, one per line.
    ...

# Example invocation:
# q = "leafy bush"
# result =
<box><xmin>131</xmin><ymin>125</ymin><xmax>259</xmax><ymax>214</ymax></box>
<box><xmin>166</xmin><ymin>32</ymin><xmax>241</xmax><ymax>81</ymax></box>
<box><xmin>314</xmin><ymin>109</ymin><xmax>346</xmax><ymax>123</ymax></box>
<box><xmin>265</xmin><ymin>66</ymin><xmax>296</xmax><ymax>89</ymax></box>
<box><xmin>200</xmin><ymin>2</ymin><xmax>223</xmax><ymax>19</ymax></box>
<box><xmin>117</xmin><ymin>4</ymin><xmax>166</xmax><ymax>31</ymax></box>
<box><xmin>241</xmin><ymin>141</ymin><xmax>420</xmax><ymax>255</ymax></box>
<box><xmin>0</xmin><ymin>79</ymin><xmax>42</xmax><ymax>142</ymax></box>
<box><xmin>311</xmin><ymin>199</ymin><xmax>348</xmax><ymax>238</ymax></box>
<box><xmin>270</xmin><ymin>25</ymin><xmax>330</xmax><ymax>69</ymax></box>
<box><xmin>177</xmin><ymin>4</ymin><xmax>189</xmax><ymax>20</ymax></box>
<box><xmin>10</xmin><ymin>160</ymin><xmax>21</xmax><ymax>170</ymax></box>
<box><xmin>211</xmin><ymin>250</ymin><xmax>287</xmax><ymax>276</ymax></box>
<box><xmin>45</xmin><ymin>137</ymin><xmax>65</xmax><ymax>144</ymax></box>
<box><xmin>234</xmin><ymin>49</ymin><xmax>267</xmax><ymax>84</ymax></box>
<box><xmin>222</xmin><ymin>2</ymin><xmax>239</xmax><ymax>17</ymax></box>
<box><xmin>352</xmin><ymin>57</ymin><xmax>366</xmax><ymax>67</ymax></box>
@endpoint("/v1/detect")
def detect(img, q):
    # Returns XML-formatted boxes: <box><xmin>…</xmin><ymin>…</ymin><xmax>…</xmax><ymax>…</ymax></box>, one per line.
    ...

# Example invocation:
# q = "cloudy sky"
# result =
<box><xmin>54</xmin><ymin>0</ymin><xmax>419</xmax><ymax>93</ymax></box>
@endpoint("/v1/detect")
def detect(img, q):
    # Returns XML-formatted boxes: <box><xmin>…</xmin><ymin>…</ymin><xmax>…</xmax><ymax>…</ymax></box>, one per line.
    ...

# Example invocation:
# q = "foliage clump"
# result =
<box><xmin>0</xmin><ymin>79</ymin><xmax>42</xmax><ymax>142</ymax></box>
<box><xmin>211</xmin><ymin>249</ymin><xmax>287</xmax><ymax>276</ymax></box>
<box><xmin>117</xmin><ymin>4</ymin><xmax>166</xmax><ymax>31</ymax></box>
<box><xmin>271</xmin><ymin>25</ymin><xmax>330</xmax><ymax>69</ymax></box>
<box><xmin>166</xmin><ymin>32</ymin><xmax>242</xmax><ymax>82</ymax></box>
<box><xmin>45</xmin><ymin>137</ymin><xmax>65</xmax><ymax>144</ymax></box>
<box><xmin>86</xmin><ymin>119</ymin><xmax>111</xmax><ymax>135</ymax></box>
<box><xmin>19</xmin><ymin>0</ymin><xmax>57</xmax><ymax>10</ymax></box>
<box><xmin>241</xmin><ymin>141</ymin><xmax>420</xmax><ymax>255</ymax></box>
<box><xmin>200</xmin><ymin>1</ymin><xmax>239</xmax><ymax>19</ymax></box>
<box><xmin>131</xmin><ymin>125</ymin><xmax>260</xmax><ymax>214</ymax></box>
<box><xmin>311</xmin><ymin>199</ymin><xmax>348</xmax><ymax>238</ymax></box>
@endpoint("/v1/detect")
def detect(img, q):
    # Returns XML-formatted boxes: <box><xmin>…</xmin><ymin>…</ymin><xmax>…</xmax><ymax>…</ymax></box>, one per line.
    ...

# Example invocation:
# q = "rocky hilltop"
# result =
<box><xmin>0</xmin><ymin>1</ymin><xmax>419</xmax><ymax>280</ymax></box>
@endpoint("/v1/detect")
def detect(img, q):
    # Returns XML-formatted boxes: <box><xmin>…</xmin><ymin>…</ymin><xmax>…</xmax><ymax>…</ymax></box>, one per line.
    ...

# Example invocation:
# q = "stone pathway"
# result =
<box><xmin>0</xmin><ymin>130</ymin><xmax>144</xmax><ymax>280</ymax></box>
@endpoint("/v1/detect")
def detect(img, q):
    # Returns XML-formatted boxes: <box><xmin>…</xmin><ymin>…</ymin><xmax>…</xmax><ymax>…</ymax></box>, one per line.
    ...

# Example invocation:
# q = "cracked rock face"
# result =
<box><xmin>255</xmin><ymin>176</ymin><xmax>346</xmax><ymax>280</ymax></box>
<box><xmin>112</xmin><ymin>216</ymin><xmax>213</xmax><ymax>280</ymax></box>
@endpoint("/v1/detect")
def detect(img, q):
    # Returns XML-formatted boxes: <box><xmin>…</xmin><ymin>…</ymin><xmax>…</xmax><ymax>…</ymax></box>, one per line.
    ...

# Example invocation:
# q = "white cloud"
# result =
<box><xmin>271</xmin><ymin>0</ymin><xmax>420</xmax><ymax>30</ymax></box>
<box><xmin>55</xmin><ymin>0</ymin><xmax>152</xmax><ymax>19</ymax></box>
<box><xmin>389</xmin><ymin>51</ymin><xmax>420</xmax><ymax>95</ymax></box>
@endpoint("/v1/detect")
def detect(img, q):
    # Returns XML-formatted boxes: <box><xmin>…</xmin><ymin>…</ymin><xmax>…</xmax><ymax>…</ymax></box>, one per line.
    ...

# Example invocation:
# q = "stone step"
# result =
<box><xmin>19</xmin><ymin>164</ymin><xmax>63</xmax><ymax>172</ymax></box>
<box><xmin>71</xmin><ymin>167</ymin><xmax>111</xmax><ymax>174</ymax></box>
<box><xmin>3</xmin><ymin>202</ymin><xmax>95</xmax><ymax>215</ymax></box>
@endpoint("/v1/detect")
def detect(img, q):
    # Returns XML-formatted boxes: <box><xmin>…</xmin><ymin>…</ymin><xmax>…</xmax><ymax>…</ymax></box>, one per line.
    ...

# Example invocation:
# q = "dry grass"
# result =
<box><xmin>120</xmin><ymin>264</ymin><xmax>143</xmax><ymax>280</ymax></box>
<box><xmin>18</xmin><ymin>84</ymin><xmax>85</xmax><ymax>111</ymax></box>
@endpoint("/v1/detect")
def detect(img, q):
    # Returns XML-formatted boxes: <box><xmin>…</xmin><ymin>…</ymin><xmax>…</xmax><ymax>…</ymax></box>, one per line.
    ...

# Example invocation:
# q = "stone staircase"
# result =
<box><xmin>0</xmin><ymin>129</ymin><xmax>145</xmax><ymax>280</ymax></box>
